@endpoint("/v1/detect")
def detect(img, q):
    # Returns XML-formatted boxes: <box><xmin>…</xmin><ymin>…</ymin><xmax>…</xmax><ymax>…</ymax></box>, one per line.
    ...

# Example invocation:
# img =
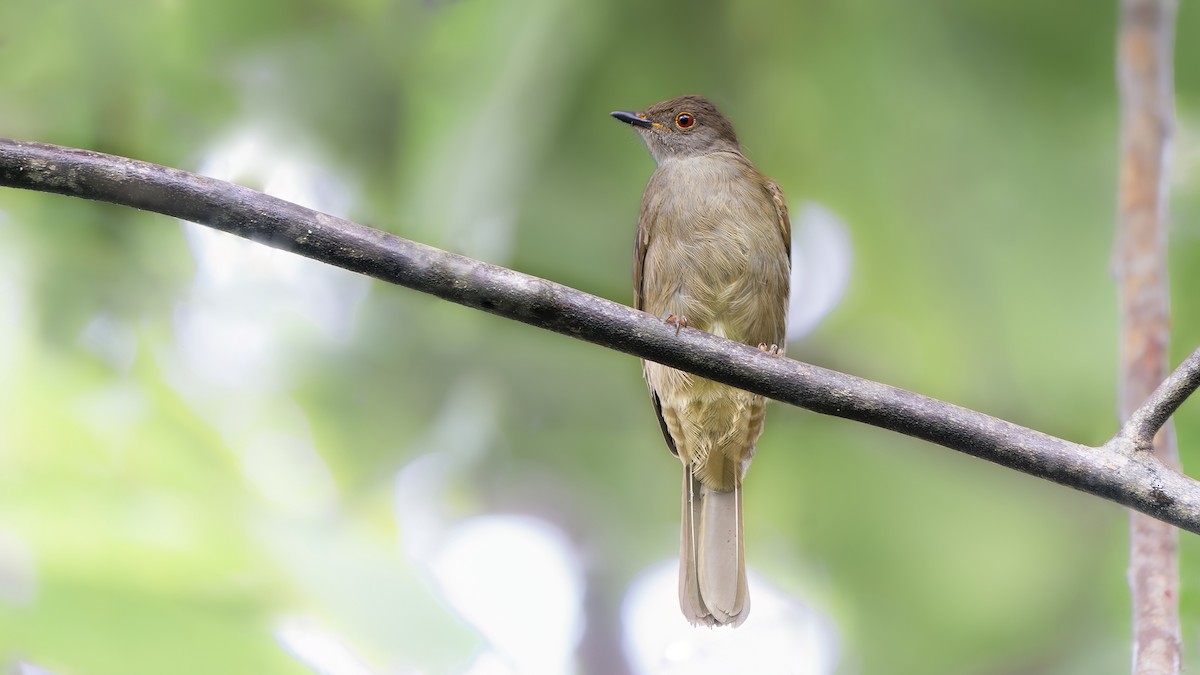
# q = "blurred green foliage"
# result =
<box><xmin>2</xmin><ymin>0</ymin><xmax>1200</xmax><ymax>673</ymax></box>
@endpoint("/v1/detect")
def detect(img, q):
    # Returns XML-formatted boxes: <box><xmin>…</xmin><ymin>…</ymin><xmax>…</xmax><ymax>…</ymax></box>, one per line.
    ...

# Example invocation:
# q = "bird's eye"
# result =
<box><xmin>675</xmin><ymin>112</ymin><xmax>695</xmax><ymax>129</ymax></box>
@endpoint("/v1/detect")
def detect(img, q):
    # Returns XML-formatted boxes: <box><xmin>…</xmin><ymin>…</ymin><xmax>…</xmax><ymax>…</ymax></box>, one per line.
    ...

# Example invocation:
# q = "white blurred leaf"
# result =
<box><xmin>787</xmin><ymin>202</ymin><xmax>852</xmax><ymax>343</ymax></box>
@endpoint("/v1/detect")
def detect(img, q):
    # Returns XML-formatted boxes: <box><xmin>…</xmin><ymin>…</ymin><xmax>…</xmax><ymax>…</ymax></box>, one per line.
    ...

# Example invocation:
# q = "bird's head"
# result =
<box><xmin>611</xmin><ymin>95</ymin><xmax>741</xmax><ymax>163</ymax></box>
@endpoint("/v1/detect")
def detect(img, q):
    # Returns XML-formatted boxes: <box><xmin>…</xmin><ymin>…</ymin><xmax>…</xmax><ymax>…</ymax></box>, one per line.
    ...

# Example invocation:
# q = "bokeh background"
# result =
<box><xmin>3</xmin><ymin>0</ymin><xmax>1200</xmax><ymax>673</ymax></box>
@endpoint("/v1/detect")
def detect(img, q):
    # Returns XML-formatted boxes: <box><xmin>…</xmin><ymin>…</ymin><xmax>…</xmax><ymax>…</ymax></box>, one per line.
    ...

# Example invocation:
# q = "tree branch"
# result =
<box><xmin>1115</xmin><ymin>0</ymin><xmax>1181</xmax><ymax>671</ymax></box>
<box><xmin>1</xmin><ymin>138</ymin><xmax>1199</xmax><ymax>538</ymax></box>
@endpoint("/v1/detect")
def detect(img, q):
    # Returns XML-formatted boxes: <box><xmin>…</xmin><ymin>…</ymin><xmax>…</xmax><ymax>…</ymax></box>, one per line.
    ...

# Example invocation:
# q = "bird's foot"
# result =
<box><xmin>757</xmin><ymin>343</ymin><xmax>781</xmax><ymax>355</ymax></box>
<box><xmin>665</xmin><ymin>314</ymin><xmax>689</xmax><ymax>336</ymax></box>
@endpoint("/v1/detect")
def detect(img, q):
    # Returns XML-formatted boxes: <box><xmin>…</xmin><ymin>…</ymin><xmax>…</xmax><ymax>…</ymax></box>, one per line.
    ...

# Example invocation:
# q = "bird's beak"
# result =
<box><xmin>611</xmin><ymin>110</ymin><xmax>654</xmax><ymax>129</ymax></box>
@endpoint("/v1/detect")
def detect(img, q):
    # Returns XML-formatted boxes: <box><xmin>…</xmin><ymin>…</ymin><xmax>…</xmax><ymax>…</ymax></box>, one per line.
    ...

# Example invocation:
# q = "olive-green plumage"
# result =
<box><xmin>612</xmin><ymin>95</ymin><xmax>791</xmax><ymax>626</ymax></box>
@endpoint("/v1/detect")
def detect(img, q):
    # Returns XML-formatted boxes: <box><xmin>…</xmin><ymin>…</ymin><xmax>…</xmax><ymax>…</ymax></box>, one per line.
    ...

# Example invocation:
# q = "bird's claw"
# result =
<box><xmin>665</xmin><ymin>314</ymin><xmax>689</xmax><ymax>336</ymax></box>
<box><xmin>757</xmin><ymin>343</ymin><xmax>781</xmax><ymax>355</ymax></box>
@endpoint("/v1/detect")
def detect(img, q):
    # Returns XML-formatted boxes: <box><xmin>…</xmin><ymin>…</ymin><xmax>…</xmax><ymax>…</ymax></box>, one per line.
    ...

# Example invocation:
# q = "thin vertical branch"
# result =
<box><xmin>1115</xmin><ymin>0</ymin><xmax>1180</xmax><ymax>673</ymax></box>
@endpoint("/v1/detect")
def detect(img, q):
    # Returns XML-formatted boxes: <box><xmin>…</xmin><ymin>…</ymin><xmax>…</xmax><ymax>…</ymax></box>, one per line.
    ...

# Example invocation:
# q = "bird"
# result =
<box><xmin>611</xmin><ymin>95</ymin><xmax>791</xmax><ymax>626</ymax></box>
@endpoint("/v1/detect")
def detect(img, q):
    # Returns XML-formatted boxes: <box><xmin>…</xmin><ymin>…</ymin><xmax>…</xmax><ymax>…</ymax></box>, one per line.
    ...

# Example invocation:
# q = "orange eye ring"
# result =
<box><xmin>674</xmin><ymin>112</ymin><xmax>695</xmax><ymax>130</ymax></box>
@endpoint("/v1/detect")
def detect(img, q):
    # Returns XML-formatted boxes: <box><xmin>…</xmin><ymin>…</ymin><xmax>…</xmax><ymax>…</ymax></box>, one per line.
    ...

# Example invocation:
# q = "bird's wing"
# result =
<box><xmin>651</xmin><ymin>390</ymin><xmax>678</xmax><ymax>457</ymax></box>
<box><xmin>633</xmin><ymin>190</ymin><xmax>653</xmax><ymax>312</ymax></box>
<box><xmin>634</xmin><ymin>175</ymin><xmax>679</xmax><ymax>457</ymax></box>
<box><xmin>765</xmin><ymin>179</ymin><xmax>792</xmax><ymax>259</ymax></box>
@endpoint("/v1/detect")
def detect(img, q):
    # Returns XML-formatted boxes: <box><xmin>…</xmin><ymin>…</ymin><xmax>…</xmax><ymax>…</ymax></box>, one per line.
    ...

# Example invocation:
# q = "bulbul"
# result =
<box><xmin>612</xmin><ymin>95</ymin><xmax>791</xmax><ymax>626</ymax></box>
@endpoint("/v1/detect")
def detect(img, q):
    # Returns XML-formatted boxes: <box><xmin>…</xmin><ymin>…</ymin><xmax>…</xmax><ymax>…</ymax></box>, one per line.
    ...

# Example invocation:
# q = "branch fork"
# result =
<box><xmin>1112</xmin><ymin>346</ymin><xmax>1200</xmax><ymax>454</ymax></box>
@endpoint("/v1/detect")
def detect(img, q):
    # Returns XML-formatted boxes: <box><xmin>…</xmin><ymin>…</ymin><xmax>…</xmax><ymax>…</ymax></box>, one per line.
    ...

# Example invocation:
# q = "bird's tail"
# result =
<box><xmin>679</xmin><ymin>466</ymin><xmax>749</xmax><ymax>626</ymax></box>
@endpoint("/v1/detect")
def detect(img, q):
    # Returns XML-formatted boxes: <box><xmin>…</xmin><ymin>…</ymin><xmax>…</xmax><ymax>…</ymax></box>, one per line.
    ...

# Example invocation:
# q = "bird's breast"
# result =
<box><xmin>639</xmin><ymin>153</ymin><xmax>789</xmax><ymax>345</ymax></box>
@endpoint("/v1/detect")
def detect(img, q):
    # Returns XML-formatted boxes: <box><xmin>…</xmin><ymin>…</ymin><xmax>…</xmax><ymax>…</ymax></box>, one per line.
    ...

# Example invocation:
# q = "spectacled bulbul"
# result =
<box><xmin>612</xmin><ymin>95</ymin><xmax>791</xmax><ymax>626</ymax></box>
